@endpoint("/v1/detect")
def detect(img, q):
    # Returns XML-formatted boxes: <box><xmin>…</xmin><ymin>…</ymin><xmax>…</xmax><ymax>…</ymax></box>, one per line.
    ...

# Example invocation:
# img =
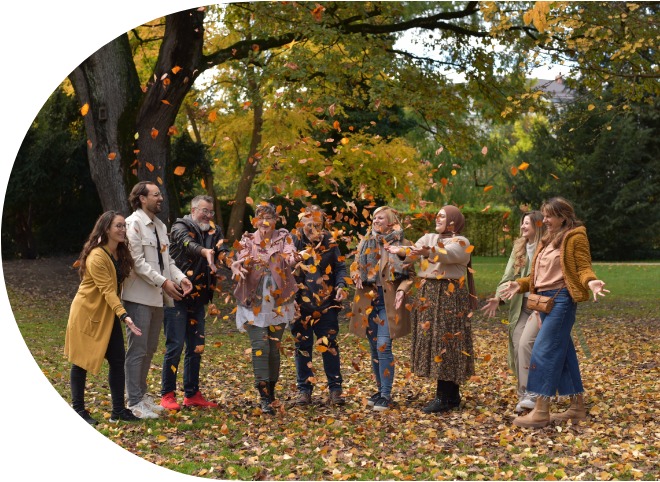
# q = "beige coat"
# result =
<box><xmin>348</xmin><ymin>241</ymin><xmax>414</xmax><ymax>340</ymax></box>
<box><xmin>121</xmin><ymin>208</ymin><xmax>187</xmax><ymax>308</ymax></box>
<box><xmin>64</xmin><ymin>247</ymin><xmax>128</xmax><ymax>374</ymax></box>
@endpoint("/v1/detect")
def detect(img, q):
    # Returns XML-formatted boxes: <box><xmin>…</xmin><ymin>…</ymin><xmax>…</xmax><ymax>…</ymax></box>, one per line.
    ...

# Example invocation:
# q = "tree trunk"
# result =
<box><xmin>226</xmin><ymin>68</ymin><xmax>264</xmax><ymax>242</ymax></box>
<box><xmin>134</xmin><ymin>9</ymin><xmax>206</xmax><ymax>225</ymax></box>
<box><xmin>70</xmin><ymin>34</ymin><xmax>141</xmax><ymax>216</ymax></box>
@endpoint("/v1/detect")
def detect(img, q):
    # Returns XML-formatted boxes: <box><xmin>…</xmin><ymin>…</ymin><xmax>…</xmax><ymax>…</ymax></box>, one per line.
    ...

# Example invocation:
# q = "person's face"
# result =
<box><xmin>256</xmin><ymin>212</ymin><xmax>277</xmax><ymax>238</ymax></box>
<box><xmin>543</xmin><ymin>210</ymin><xmax>563</xmax><ymax>233</ymax></box>
<box><xmin>140</xmin><ymin>184</ymin><xmax>163</xmax><ymax>215</ymax></box>
<box><xmin>372</xmin><ymin>211</ymin><xmax>393</xmax><ymax>234</ymax></box>
<box><xmin>192</xmin><ymin>200</ymin><xmax>214</xmax><ymax>231</ymax></box>
<box><xmin>520</xmin><ymin>215</ymin><xmax>536</xmax><ymax>241</ymax></box>
<box><xmin>302</xmin><ymin>214</ymin><xmax>323</xmax><ymax>243</ymax></box>
<box><xmin>106</xmin><ymin>215</ymin><xmax>127</xmax><ymax>245</ymax></box>
<box><xmin>435</xmin><ymin>209</ymin><xmax>447</xmax><ymax>234</ymax></box>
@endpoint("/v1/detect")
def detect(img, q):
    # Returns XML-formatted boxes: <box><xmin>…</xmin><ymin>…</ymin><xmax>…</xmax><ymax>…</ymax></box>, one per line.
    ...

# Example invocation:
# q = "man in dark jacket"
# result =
<box><xmin>159</xmin><ymin>195</ymin><xmax>229</xmax><ymax>410</ymax></box>
<box><xmin>292</xmin><ymin>205</ymin><xmax>348</xmax><ymax>406</ymax></box>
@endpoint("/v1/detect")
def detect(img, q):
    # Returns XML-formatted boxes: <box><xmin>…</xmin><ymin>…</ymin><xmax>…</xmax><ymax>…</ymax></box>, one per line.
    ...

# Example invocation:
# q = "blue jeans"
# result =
<box><xmin>292</xmin><ymin>309</ymin><xmax>343</xmax><ymax>393</ymax></box>
<box><xmin>161</xmin><ymin>301</ymin><xmax>206</xmax><ymax>398</ymax></box>
<box><xmin>366</xmin><ymin>287</ymin><xmax>394</xmax><ymax>399</ymax></box>
<box><xmin>527</xmin><ymin>288</ymin><xmax>583</xmax><ymax>398</ymax></box>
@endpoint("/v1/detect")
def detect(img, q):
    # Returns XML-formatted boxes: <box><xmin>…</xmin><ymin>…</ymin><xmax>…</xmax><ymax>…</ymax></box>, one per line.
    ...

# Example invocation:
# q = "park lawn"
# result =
<box><xmin>8</xmin><ymin>259</ymin><xmax>660</xmax><ymax>481</ymax></box>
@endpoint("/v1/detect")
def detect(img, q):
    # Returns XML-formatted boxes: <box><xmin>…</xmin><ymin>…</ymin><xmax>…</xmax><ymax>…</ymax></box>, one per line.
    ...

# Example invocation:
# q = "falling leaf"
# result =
<box><xmin>150</xmin><ymin>128</ymin><xmax>159</xmax><ymax>139</ymax></box>
<box><xmin>108</xmin><ymin>152</ymin><xmax>117</xmax><ymax>161</ymax></box>
<box><xmin>80</xmin><ymin>103</ymin><xmax>89</xmax><ymax>116</ymax></box>
<box><xmin>145</xmin><ymin>162</ymin><xmax>155</xmax><ymax>172</ymax></box>
<box><xmin>518</xmin><ymin>162</ymin><xmax>529</xmax><ymax>171</ymax></box>
<box><xmin>465</xmin><ymin>245</ymin><xmax>475</xmax><ymax>254</ymax></box>
<box><xmin>172</xmin><ymin>66</ymin><xmax>182</xmax><ymax>74</ymax></box>
<box><xmin>483</xmin><ymin>185</ymin><xmax>493</xmax><ymax>192</ymax></box>
<box><xmin>550</xmin><ymin>173</ymin><xmax>559</xmax><ymax>180</ymax></box>
<box><xmin>510</xmin><ymin>166</ymin><xmax>518</xmax><ymax>176</ymax></box>
<box><xmin>255</xmin><ymin>350</ymin><xmax>262</xmax><ymax>357</ymax></box>
<box><xmin>208</xmin><ymin>110</ymin><xmax>217</xmax><ymax>122</ymax></box>
<box><xmin>173</xmin><ymin>166</ymin><xmax>186</xmax><ymax>176</ymax></box>
<box><xmin>587</xmin><ymin>104</ymin><xmax>595</xmax><ymax>111</ymax></box>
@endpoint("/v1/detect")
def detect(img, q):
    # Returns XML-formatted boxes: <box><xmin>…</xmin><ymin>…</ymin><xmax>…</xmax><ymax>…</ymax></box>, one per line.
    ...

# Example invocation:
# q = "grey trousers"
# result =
<box><xmin>245</xmin><ymin>323</ymin><xmax>286</xmax><ymax>388</ymax></box>
<box><xmin>512</xmin><ymin>300</ymin><xmax>540</xmax><ymax>396</ymax></box>
<box><xmin>124</xmin><ymin>301</ymin><xmax>164</xmax><ymax>406</ymax></box>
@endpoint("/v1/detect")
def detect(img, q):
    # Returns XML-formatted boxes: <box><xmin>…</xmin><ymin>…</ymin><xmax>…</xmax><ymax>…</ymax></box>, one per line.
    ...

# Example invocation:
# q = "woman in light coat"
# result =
<box><xmin>349</xmin><ymin>206</ymin><xmax>414</xmax><ymax>412</ymax></box>
<box><xmin>481</xmin><ymin>211</ymin><xmax>545</xmax><ymax>413</ymax></box>
<box><xmin>65</xmin><ymin>211</ymin><xmax>142</xmax><ymax>425</ymax></box>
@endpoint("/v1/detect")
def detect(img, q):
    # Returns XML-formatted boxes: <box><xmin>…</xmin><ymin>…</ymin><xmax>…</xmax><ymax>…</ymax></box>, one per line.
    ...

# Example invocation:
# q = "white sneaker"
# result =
<box><xmin>143</xmin><ymin>394</ymin><xmax>166</xmax><ymax>414</ymax></box>
<box><xmin>128</xmin><ymin>399</ymin><xmax>159</xmax><ymax>419</ymax></box>
<box><xmin>515</xmin><ymin>395</ymin><xmax>537</xmax><ymax>413</ymax></box>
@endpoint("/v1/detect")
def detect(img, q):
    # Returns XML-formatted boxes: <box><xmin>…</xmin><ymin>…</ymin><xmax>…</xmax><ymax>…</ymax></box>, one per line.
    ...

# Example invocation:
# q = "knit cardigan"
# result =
<box><xmin>516</xmin><ymin>226</ymin><xmax>597</xmax><ymax>302</ymax></box>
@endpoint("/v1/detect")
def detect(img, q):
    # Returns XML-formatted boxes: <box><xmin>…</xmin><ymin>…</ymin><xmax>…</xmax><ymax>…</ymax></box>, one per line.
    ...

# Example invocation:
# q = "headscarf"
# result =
<box><xmin>440</xmin><ymin>205</ymin><xmax>478</xmax><ymax>310</ymax></box>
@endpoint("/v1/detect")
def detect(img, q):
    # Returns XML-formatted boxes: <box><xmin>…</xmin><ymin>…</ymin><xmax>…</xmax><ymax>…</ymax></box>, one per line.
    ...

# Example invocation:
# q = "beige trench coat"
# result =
<box><xmin>348</xmin><ymin>241</ymin><xmax>414</xmax><ymax>340</ymax></box>
<box><xmin>64</xmin><ymin>247</ymin><xmax>128</xmax><ymax>375</ymax></box>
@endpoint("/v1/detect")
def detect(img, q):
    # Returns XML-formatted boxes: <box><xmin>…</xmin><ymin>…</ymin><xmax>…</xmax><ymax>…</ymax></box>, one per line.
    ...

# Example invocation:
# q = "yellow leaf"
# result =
<box><xmin>340</xmin><ymin>137</ymin><xmax>349</xmax><ymax>145</ymax></box>
<box><xmin>80</xmin><ymin>103</ymin><xmax>89</xmax><ymax>116</ymax></box>
<box><xmin>173</xmin><ymin>166</ymin><xmax>186</xmax><ymax>176</ymax></box>
<box><xmin>255</xmin><ymin>350</ymin><xmax>263</xmax><ymax>356</ymax></box>
<box><xmin>518</xmin><ymin>162</ymin><xmax>530</xmax><ymax>171</ymax></box>
<box><xmin>450</xmin><ymin>169</ymin><xmax>457</xmax><ymax>176</ymax></box>
<box><xmin>157</xmin><ymin>176</ymin><xmax>163</xmax><ymax>185</ymax></box>
<box><xmin>461</xmin><ymin>351</ymin><xmax>471</xmax><ymax>357</ymax></box>
<box><xmin>587</xmin><ymin>104</ymin><xmax>595</xmax><ymax>111</ymax></box>
<box><xmin>434</xmin><ymin>355</ymin><xmax>443</xmax><ymax>363</ymax></box>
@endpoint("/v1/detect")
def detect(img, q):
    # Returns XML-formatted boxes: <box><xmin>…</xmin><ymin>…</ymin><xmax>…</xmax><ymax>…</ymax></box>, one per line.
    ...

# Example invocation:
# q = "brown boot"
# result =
<box><xmin>550</xmin><ymin>394</ymin><xmax>586</xmax><ymax>423</ymax></box>
<box><xmin>513</xmin><ymin>397</ymin><xmax>550</xmax><ymax>428</ymax></box>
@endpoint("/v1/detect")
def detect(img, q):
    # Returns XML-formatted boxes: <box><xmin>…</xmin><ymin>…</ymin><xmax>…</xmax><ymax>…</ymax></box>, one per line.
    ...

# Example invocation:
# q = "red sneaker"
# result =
<box><xmin>160</xmin><ymin>392</ymin><xmax>181</xmax><ymax>411</ymax></box>
<box><xmin>183</xmin><ymin>391</ymin><xmax>218</xmax><ymax>408</ymax></box>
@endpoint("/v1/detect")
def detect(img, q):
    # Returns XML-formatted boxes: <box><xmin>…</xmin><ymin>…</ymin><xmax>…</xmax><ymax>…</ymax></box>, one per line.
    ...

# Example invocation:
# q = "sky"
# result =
<box><xmin>0</xmin><ymin>3</ymin><xmax>569</xmax><ymax>481</ymax></box>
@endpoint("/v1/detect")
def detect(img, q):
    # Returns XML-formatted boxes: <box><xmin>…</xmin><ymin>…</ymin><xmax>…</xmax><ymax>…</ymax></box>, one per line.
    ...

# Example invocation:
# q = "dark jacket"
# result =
<box><xmin>293</xmin><ymin>231</ymin><xmax>348</xmax><ymax>315</ymax></box>
<box><xmin>169</xmin><ymin>215</ymin><xmax>228</xmax><ymax>305</ymax></box>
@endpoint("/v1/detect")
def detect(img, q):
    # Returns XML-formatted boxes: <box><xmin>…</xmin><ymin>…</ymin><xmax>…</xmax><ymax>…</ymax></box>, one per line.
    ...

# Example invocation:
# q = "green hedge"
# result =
<box><xmin>401</xmin><ymin>206</ymin><xmax>517</xmax><ymax>257</ymax></box>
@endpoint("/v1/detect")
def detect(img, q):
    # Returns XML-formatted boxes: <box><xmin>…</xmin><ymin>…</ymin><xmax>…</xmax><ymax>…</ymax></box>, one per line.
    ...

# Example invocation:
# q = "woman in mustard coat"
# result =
<box><xmin>64</xmin><ymin>211</ymin><xmax>142</xmax><ymax>425</ymax></box>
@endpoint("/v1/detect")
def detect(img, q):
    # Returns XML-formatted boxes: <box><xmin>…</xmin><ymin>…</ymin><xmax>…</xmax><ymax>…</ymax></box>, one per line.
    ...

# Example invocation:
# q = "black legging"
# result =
<box><xmin>71</xmin><ymin>317</ymin><xmax>126</xmax><ymax>414</ymax></box>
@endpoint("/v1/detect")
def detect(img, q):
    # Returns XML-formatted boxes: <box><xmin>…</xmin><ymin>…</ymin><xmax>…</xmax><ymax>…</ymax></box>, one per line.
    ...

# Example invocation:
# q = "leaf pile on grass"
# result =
<box><xmin>10</xmin><ymin>277</ymin><xmax>659</xmax><ymax>481</ymax></box>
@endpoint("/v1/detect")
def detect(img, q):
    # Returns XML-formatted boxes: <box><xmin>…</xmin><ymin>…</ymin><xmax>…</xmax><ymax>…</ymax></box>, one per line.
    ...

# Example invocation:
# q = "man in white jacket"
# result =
<box><xmin>122</xmin><ymin>181</ymin><xmax>192</xmax><ymax>419</ymax></box>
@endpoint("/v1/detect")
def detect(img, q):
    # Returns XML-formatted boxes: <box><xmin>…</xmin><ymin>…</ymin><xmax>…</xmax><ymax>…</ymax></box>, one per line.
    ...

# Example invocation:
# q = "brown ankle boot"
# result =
<box><xmin>513</xmin><ymin>397</ymin><xmax>550</xmax><ymax>428</ymax></box>
<box><xmin>550</xmin><ymin>394</ymin><xmax>586</xmax><ymax>423</ymax></box>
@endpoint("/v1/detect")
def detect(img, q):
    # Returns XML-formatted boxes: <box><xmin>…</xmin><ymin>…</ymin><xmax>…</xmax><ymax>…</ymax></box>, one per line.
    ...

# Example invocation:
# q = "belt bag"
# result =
<box><xmin>527</xmin><ymin>290</ymin><xmax>560</xmax><ymax>314</ymax></box>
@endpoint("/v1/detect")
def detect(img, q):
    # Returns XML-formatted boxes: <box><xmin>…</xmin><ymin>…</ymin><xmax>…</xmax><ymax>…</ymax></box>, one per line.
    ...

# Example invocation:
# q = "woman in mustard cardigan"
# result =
<box><xmin>64</xmin><ymin>211</ymin><xmax>142</xmax><ymax>425</ymax></box>
<box><xmin>501</xmin><ymin>197</ymin><xmax>608</xmax><ymax>428</ymax></box>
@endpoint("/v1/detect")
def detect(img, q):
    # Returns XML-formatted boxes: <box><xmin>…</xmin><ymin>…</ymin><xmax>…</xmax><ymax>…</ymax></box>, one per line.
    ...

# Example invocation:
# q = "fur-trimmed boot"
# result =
<box><xmin>513</xmin><ymin>396</ymin><xmax>550</xmax><ymax>428</ymax></box>
<box><xmin>550</xmin><ymin>394</ymin><xmax>587</xmax><ymax>423</ymax></box>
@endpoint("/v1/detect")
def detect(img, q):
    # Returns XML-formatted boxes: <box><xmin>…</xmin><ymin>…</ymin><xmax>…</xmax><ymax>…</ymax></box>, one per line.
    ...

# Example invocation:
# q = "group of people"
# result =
<box><xmin>65</xmin><ymin>184</ymin><xmax>607</xmax><ymax>429</ymax></box>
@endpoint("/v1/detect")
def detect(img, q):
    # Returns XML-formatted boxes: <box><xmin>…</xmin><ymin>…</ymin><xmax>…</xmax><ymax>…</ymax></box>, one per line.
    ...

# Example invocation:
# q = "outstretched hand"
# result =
<box><xmin>231</xmin><ymin>259</ymin><xmax>248</xmax><ymax>280</ymax></box>
<box><xmin>588</xmin><ymin>279</ymin><xmax>609</xmax><ymax>302</ymax></box>
<box><xmin>124</xmin><ymin>316</ymin><xmax>142</xmax><ymax>336</ymax></box>
<box><xmin>500</xmin><ymin>281</ymin><xmax>521</xmax><ymax>301</ymax></box>
<box><xmin>180</xmin><ymin>278</ymin><xmax>193</xmax><ymax>296</ymax></box>
<box><xmin>480</xmin><ymin>297</ymin><xmax>500</xmax><ymax>318</ymax></box>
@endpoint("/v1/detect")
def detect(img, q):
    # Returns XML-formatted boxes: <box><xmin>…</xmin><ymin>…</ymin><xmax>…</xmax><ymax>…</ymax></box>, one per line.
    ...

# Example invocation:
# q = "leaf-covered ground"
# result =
<box><xmin>6</xmin><ymin>257</ymin><xmax>659</xmax><ymax>481</ymax></box>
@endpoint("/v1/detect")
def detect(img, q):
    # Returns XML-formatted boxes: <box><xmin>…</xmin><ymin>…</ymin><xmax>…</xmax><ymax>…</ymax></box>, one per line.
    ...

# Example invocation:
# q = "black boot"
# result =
<box><xmin>268</xmin><ymin>381</ymin><xmax>277</xmax><ymax>404</ymax></box>
<box><xmin>422</xmin><ymin>380</ymin><xmax>461</xmax><ymax>414</ymax></box>
<box><xmin>71</xmin><ymin>365</ymin><xmax>97</xmax><ymax>424</ymax></box>
<box><xmin>257</xmin><ymin>382</ymin><xmax>274</xmax><ymax>414</ymax></box>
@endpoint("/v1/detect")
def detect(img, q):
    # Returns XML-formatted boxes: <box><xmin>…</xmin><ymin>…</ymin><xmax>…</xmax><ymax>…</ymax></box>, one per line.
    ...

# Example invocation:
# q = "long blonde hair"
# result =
<box><xmin>512</xmin><ymin>210</ymin><xmax>544</xmax><ymax>273</ymax></box>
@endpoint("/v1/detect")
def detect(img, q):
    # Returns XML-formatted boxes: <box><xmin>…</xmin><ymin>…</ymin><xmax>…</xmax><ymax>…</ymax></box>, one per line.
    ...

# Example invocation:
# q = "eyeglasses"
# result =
<box><xmin>114</xmin><ymin>223</ymin><xmax>127</xmax><ymax>230</ymax></box>
<box><xmin>196</xmin><ymin>208</ymin><xmax>215</xmax><ymax>216</ymax></box>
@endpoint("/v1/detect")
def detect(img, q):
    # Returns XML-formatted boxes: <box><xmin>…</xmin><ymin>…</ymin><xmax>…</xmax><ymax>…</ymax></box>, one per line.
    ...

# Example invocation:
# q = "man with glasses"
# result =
<box><xmin>122</xmin><ymin>181</ymin><xmax>193</xmax><ymax>419</ymax></box>
<box><xmin>159</xmin><ymin>195</ymin><xmax>229</xmax><ymax>411</ymax></box>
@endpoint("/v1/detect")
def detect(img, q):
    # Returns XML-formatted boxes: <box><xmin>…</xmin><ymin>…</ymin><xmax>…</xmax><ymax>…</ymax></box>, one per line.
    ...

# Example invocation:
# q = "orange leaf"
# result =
<box><xmin>465</xmin><ymin>245</ymin><xmax>475</xmax><ymax>254</ymax></box>
<box><xmin>333</xmin><ymin>120</ymin><xmax>340</xmax><ymax>131</ymax></box>
<box><xmin>483</xmin><ymin>185</ymin><xmax>493</xmax><ymax>192</ymax></box>
<box><xmin>157</xmin><ymin>176</ymin><xmax>163</xmax><ymax>185</ymax></box>
<box><xmin>145</xmin><ymin>162</ymin><xmax>155</xmax><ymax>172</ymax></box>
<box><xmin>518</xmin><ymin>161</ymin><xmax>529</xmax><ymax>171</ymax></box>
<box><xmin>80</xmin><ymin>103</ymin><xmax>89</xmax><ymax>116</ymax></box>
<box><xmin>161</xmin><ymin>99</ymin><xmax>171</xmax><ymax>105</ymax></box>
<box><xmin>208</xmin><ymin>110</ymin><xmax>218</xmax><ymax>122</ymax></box>
<box><xmin>173</xmin><ymin>166</ymin><xmax>186</xmax><ymax>176</ymax></box>
<box><xmin>201</xmin><ymin>179</ymin><xmax>206</xmax><ymax>189</ymax></box>
<box><xmin>151</xmin><ymin>128</ymin><xmax>159</xmax><ymax>139</ymax></box>
<box><xmin>172</xmin><ymin>66</ymin><xmax>182</xmax><ymax>74</ymax></box>
<box><xmin>107</xmin><ymin>152</ymin><xmax>117</xmax><ymax>161</ymax></box>
<box><xmin>167</xmin><ymin>126</ymin><xmax>178</xmax><ymax>136</ymax></box>
<box><xmin>550</xmin><ymin>173</ymin><xmax>559</xmax><ymax>180</ymax></box>
<box><xmin>510</xmin><ymin>166</ymin><xmax>518</xmax><ymax>176</ymax></box>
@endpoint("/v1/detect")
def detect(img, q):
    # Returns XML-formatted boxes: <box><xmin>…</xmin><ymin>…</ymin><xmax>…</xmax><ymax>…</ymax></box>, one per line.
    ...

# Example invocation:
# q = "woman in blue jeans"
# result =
<box><xmin>349</xmin><ymin>206</ymin><xmax>414</xmax><ymax>412</ymax></box>
<box><xmin>501</xmin><ymin>197</ymin><xmax>608</xmax><ymax>428</ymax></box>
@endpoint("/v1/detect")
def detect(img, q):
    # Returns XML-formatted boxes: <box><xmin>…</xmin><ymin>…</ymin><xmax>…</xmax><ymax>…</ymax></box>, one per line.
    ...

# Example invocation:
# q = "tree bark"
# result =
<box><xmin>134</xmin><ymin>9</ymin><xmax>206</xmax><ymax>225</ymax></box>
<box><xmin>70</xmin><ymin>34</ymin><xmax>141</xmax><ymax>216</ymax></box>
<box><xmin>226</xmin><ymin>67</ymin><xmax>264</xmax><ymax>242</ymax></box>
